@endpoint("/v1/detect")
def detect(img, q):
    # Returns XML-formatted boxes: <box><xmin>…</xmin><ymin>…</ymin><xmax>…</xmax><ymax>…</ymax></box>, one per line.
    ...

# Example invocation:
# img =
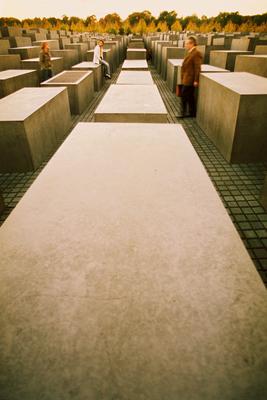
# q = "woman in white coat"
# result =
<box><xmin>93</xmin><ymin>40</ymin><xmax>111</xmax><ymax>79</ymax></box>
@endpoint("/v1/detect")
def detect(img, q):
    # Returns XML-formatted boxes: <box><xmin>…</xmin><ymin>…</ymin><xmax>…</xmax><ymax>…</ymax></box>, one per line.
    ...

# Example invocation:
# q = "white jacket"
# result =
<box><xmin>93</xmin><ymin>45</ymin><xmax>102</xmax><ymax>64</ymax></box>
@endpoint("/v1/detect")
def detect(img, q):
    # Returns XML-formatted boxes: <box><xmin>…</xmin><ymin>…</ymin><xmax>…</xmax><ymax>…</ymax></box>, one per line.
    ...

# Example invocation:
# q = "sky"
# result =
<box><xmin>1</xmin><ymin>0</ymin><xmax>266</xmax><ymax>20</ymax></box>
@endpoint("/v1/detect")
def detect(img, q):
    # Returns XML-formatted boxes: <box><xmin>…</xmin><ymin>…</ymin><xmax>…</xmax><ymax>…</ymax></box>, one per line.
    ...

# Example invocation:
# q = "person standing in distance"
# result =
<box><xmin>178</xmin><ymin>36</ymin><xmax>202</xmax><ymax>118</ymax></box>
<box><xmin>39</xmin><ymin>42</ymin><xmax>52</xmax><ymax>82</ymax></box>
<box><xmin>93</xmin><ymin>39</ymin><xmax>111</xmax><ymax>79</ymax></box>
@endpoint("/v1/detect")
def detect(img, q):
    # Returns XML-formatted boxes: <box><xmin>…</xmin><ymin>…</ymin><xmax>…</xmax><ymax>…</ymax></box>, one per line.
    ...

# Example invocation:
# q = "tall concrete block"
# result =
<box><xmin>0</xmin><ymin>55</ymin><xmax>21</xmax><ymax>71</ymax></box>
<box><xmin>196</xmin><ymin>72</ymin><xmax>267</xmax><ymax>163</ymax></box>
<box><xmin>255</xmin><ymin>45</ymin><xmax>267</xmax><ymax>55</ymax></box>
<box><xmin>161</xmin><ymin>47</ymin><xmax>186</xmax><ymax>80</ymax></box>
<box><xmin>94</xmin><ymin>84</ymin><xmax>167</xmax><ymax>123</ymax></box>
<box><xmin>41</xmin><ymin>70</ymin><xmax>94</xmax><ymax>115</ymax></box>
<box><xmin>65</xmin><ymin>43</ymin><xmax>88</xmax><ymax>62</ymax></box>
<box><xmin>235</xmin><ymin>55</ymin><xmax>267</xmax><ymax>78</ymax></box>
<box><xmin>0</xmin><ymin>40</ymin><xmax>11</xmax><ymax>55</ymax></box>
<box><xmin>0</xmin><ymin>87</ymin><xmax>71</xmax><ymax>172</ymax></box>
<box><xmin>21</xmin><ymin>57</ymin><xmax>64</xmax><ymax>79</ymax></box>
<box><xmin>8</xmin><ymin>46</ymin><xmax>40</xmax><ymax>60</ymax></box>
<box><xmin>50</xmin><ymin>50</ymin><xmax>78</xmax><ymax>70</ymax></box>
<box><xmin>209</xmin><ymin>50</ymin><xmax>253</xmax><ymax>71</ymax></box>
<box><xmin>0</xmin><ymin>122</ymin><xmax>266</xmax><ymax>399</ymax></box>
<box><xmin>0</xmin><ymin>69</ymin><xmax>39</xmax><ymax>98</ymax></box>
<box><xmin>59</xmin><ymin>37</ymin><xmax>71</xmax><ymax>49</ymax></box>
<box><xmin>33</xmin><ymin>40</ymin><xmax>60</xmax><ymax>51</ymax></box>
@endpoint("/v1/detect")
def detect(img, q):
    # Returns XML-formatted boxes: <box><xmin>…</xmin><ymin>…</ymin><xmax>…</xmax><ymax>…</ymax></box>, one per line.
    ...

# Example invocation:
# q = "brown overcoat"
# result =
<box><xmin>181</xmin><ymin>48</ymin><xmax>203</xmax><ymax>86</ymax></box>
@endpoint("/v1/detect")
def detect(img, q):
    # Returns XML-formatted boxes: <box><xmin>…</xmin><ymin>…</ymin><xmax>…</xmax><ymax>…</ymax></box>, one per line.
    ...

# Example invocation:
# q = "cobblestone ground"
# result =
<box><xmin>1</xmin><ymin>63</ymin><xmax>266</xmax><ymax>286</ymax></box>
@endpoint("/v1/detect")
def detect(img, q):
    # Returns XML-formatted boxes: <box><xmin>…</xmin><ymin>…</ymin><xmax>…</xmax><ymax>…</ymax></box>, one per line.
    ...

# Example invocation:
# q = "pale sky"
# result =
<box><xmin>1</xmin><ymin>0</ymin><xmax>266</xmax><ymax>20</ymax></box>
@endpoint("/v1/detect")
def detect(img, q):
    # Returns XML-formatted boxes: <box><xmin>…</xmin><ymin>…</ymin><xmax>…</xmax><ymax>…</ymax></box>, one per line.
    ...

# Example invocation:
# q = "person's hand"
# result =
<box><xmin>193</xmin><ymin>81</ymin><xmax>199</xmax><ymax>87</ymax></box>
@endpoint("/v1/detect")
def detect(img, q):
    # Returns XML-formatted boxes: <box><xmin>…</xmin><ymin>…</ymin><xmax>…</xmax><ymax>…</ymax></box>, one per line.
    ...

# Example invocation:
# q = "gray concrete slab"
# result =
<box><xmin>209</xmin><ymin>50</ymin><xmax>253</xmax><ymax>71</ymax></box>
<box><xmin>8</xmin><ymin>46</ymin><xmax>40</xmax><ymax>60</ymax></box>
<box><xmin>0</xmin><ymin>54</ymin><xmax>21</xmax><ymax>71</ymax></box>
<box><xmin>234</xmin><ymin>55</ymin><xmax>267</xmax><ymax>78</ymax></box>
<box><xmin>41</xmin><ymin>70</ymin><xmax>94</xmax><ymax>115</ymax></box>
<box><xmin>197</xmin><ymin>72</ymin><xmax>267</xmax><ymax>163</ymax></box>
<box><xmin>255</xmin><ymin>45</ymin><xmax>267</xmax><ymax>55</ymax></box>
<box><xmin>21</xmin><ymin>57</ymin><xmax>64</xmax><ymax>79</ymax></box>
<box><xmin>116</xmin><ymin>71</ymin><xmax>154</xmax><ymax>85</ymax></box>
<box><xmin>0</xmin><ymin>121</ymin><xmax>266</xmax><ymax>400</ymax></box>
<box><xmin>33</xmin><ymin>40</ymin><xmax>60</xmax><ymax>50</ymax></box>
<box><xmin>161</xmin><ymin>47</ymin><xmax>186</xmax><ymax>80</ymax></box>
<box><xmin>127</xmin><ymin>49</ymin><xmax>147</xmax><ymax>60</ymax></box>
<box><xmin>0</xmin><ymin>87</ymin><xmax>71</xmax><ymax>172</ymax></box>
<box><xmin>65</xmin><ymin>43</ymin><xmax>88</xmax><ymax>62</ymax></box>
<box><xmin>260</xmin><ymin>175</ymin><xmax>267</xmax><ymax>211</ymax></box>
<box><xmin>122</xmin><ymin>60</ymin><xmax>148</xmax><ymax>71</ymax></box>
<box><xmin>94</xmin><ymin>84</ymin><xmax>167</xmax><ymax>123</ymax></box>
<box><xmin>72</xmin><ymin>62</ymin><xmax>103</xmax><ymax>91</ymax></box>
<box><xmin>50</xmin><ymin>49</ymin><xmax>79</xmax><ymax>70</ymax></box>
<box><xmin>0</xmin><ymin>39</ymin><xmax>10</xmax><ymax>55</ymax></box>
<box><xmin>0</xmin><ymin>69</ymin><xmax>39</xmax><ymax>98</ymax></box>
<box><xmin>7</xmin><ymin>36</ymin><xmax>32</xmax><ymax>47</ymax></box>
<box><xmin>166</xmin><ymin>59</ymin><xmax>183</xmax><ymax>92</ymax></box>
<box><xmin>59</xmin><ymin>37</ymin><xmax>71</xmax><ymax>49</ymax></box>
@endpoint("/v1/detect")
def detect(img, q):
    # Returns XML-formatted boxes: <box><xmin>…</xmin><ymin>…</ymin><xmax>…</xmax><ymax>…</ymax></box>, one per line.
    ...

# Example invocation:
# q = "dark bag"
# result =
<box><xmin>176</xmin><ymin>84</ymin><xmax>183</xmax><ymax>97</ymax></box>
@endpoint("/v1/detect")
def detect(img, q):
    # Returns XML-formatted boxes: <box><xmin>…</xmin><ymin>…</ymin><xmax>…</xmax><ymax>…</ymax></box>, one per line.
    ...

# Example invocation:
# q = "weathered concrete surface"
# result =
<box><xmin>0</xmin><ymin>87</ymin><xmax>71</xmax><ymax>172</ymax></box>
<box><xmin>122</xmin><ymin>60</ymin><xmax>148</xmax><ymax>71</ymax></box>
<box><xmin>33</xmin><ymin>40</ymin><xmax>60</xmax><ymax>50</ymax></box>
<box><xmin>0</xmin><ymin>39</ymin><xmax>10</xmax><ymax>55</ymax></box>
<box><xmin>260</xmin><ymin>175</ymin><xmax>267</xmax><ymax>211</ymax></box>
<box><xmin>94</xmin><ymin>84</ymin><xmax>167</xmax><ymax>122</ymax></box>
<box><xmin>234</xmin><ymin>55</ymin><xmax>267</xmax><ymax>78</ymax></box>
<box><xmin>8</xmin><ymin>46</ymin><xmax>40</xmax><ymax>60</ymax></box>
<box><xmin>255</xmin><ymin>45</ymin><xmax>267</xmax><ymax>55</ymax></box>
<box><xmin>50</xmin><ymin>49</ymin><xmax>79</xmax><ymax>70</ymax></box>
<box><xmin>0</xmin><ymin>55</ymin><xmax>21</xmax><ymax>71</ymax></box>
<box><xmin>209</xmin><ymin>50</ymin><xmax>253</xmax><ymax>71</ymax></box>
<box><xmin>0</xmin><ymin>122</ymin><xmax>266</xmax><ymax>400</ymax></box>
<box><xmin>166</xmin><ymin>59</ymin><xmax>183</xmax><ymax>92</ymax></box>
<box><xmin>7</xmin><ymin>36</ymin><xmax>32</xmax><ymax>47</ymax></box>
<box><xmin>21</xmin><ymin>57</ymin><xmax>64</xmax><ymax>79</ymax></box>
<box><xmin>58</xmin><ymin>37</ymin><xmax>71</xmax><ymax>49</ymax></box>
<box><xmin>127</xmin><ymin>49</ymin><xmax>147</xmax><ymax>60</ymax></box>
<box><xmin>0</xmin><ymin>69</ymin><xmax>39</xmax><ymax>98</ymax></box>
<box><xmin>197</xmin><ymin>72</ymin><xmax>267</xmax><ymax>163</ymax></box>
<box><xmin>176</xmin><ymin>63</ymin><xmax>228</xmax><ymax>85</ymax></box>
<box><xmin>116</xmin><ymin>71</ymin><xmax>154</xmax><ymax>85</ymax></box>
<box><xmin>41</xmin><ymin>70</ymin><xmax>94</xmax><ymax>114</ymax></box>
<box><xmin>72</xmin><ymin>61</ymin><xmax>103</xmax><ymax>91</ymax></box>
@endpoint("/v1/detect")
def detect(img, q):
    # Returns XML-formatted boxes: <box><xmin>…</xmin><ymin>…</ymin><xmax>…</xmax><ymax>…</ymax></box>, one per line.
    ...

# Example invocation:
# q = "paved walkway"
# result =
<box><xmin>0</xmin><ymin>63</ymin><xmax>266</xmax><ymax>285</ymax></box>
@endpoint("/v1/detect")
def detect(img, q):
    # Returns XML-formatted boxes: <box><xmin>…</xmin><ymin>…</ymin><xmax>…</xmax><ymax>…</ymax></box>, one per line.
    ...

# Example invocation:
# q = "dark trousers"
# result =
<box><xmin>41</xmin><ymin>68</ymin><xmax>52</xmax><ymax>82</ymax></box>
<box><xmin>181</xmin><ymin>85</ymin><xmax>196</xmax><ymax>117</ymax></box>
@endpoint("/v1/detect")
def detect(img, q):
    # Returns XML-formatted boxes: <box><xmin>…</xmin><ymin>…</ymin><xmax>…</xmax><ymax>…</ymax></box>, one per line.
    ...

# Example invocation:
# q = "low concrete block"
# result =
<box><xmin>122</xmin><ymin>60</ymin><xmax>148</xmax><ymax>71</ymax></box>
<box><xmin>72</xmin><ymin>62</ymin><xmax>103</xmax><ymax>91</ymax></box>
<box><xmin>0</xmin><ymin>69</ymin><xmax>39</xmax><ymax>98</ymax></box>
<box><xmin>0</xmin><ymin>55</ymin><xmax>21</xmax><ymax>71</ymax></box>
<box><xmin>234</xmin><ymin>55</ymin><xmax>267</xmax><ymax>78</ymax></box>
<box><xmin>0</xmin><ymin>87</ymin><xmax>71</xmax><ymax>172</ymax></box>
<box><xmin>94</xmin><ymin>84</ymin><xmax>167</xmax><ymax>123</ymax></box>
<box><xmin>33</xmin><ymin>40</ymin><xmax>60</xmax><ymax>51</ymax></box>
<box><xmin>42</xmin><ymin>70</ymin><xmax>94</xmax><ymax>115</ymax></box>
<box><xmin>116</xmin><ymin>71</ymin><xmax>154</xmax><ymax>85</ymax></box>
<box><xmin>260</xmin><ymin>175</ymin><xmax>267</xmax><ymax>211</ymax></box>
<box><xmin>0</xmin><ymin>121</ymin><xmax>266</xmax><ymax>399</ymax></box>
<box><xmin>50</xmin><ymin>49</ymin><xmax>79</xmax><ymax>70</ymax></box>
<box><xmin>128</xmin><ymin>41</ymin><xmax>145</xmax><ymax>48</ymax></box>
<box><xmin>8</xmin><ymin>46</ymin><xmax>40</xmax><ymax>60</ymax></box>
<box><xmin>65</xmin><ymin>43</ymin><xmax>88</xmax><ymax>62</ymax></box>
<box><xmin>196</xmin><ymin>72</ymin><xmax>267</xmax><ymax>163</ymax></box>
<box><xmin>166</xmin><ymin>59</ymin><xmax>183</xmax><ymax>92</ymax></box>
<box><xmin>127</xmin><ymin>49</ymin><xmax>147</xmax><ymax>60</ymax></box>
<box><xmin>21</xmin><ymin>57</ymin><xmax>64</xmax><ymax>79</ymax></box>
<box><xmin>209</xmin><ymin>50</ymin><xmax>253</xmax><ymax>71</ymax></box>
<box><xmin>255</xmin><ymin>45</ymin><xmax>267</xmax><ymax>55</ymax></box>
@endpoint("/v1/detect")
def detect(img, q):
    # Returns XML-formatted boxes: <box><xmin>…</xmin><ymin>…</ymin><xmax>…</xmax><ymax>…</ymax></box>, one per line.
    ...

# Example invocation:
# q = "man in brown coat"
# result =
<box><xmin>178</xmin><ymin>36</ymin><xmax>202</xmax><ymax>118</ymax></box>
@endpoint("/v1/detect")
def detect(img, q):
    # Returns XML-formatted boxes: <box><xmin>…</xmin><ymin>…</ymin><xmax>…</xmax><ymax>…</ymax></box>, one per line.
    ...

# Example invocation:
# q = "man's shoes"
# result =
<box><xmin>105</xmin><ymin>74</ymin><xmax>111</xmax><ymax>79</ymax></box>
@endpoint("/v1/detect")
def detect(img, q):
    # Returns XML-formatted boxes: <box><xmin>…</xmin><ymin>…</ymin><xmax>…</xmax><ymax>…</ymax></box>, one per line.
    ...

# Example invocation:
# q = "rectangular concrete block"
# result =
<box><xmin>59</xmin><ymin>37</ymin><xmax>71</xmax><ymax>49</ymax></box>
<box><xmin>260</xmin><ymin>175</ymin><xmax>267</xmax><ymax>211</ymax></box>
<box><xmin>8</xmin><ymin>46</ymin><xmax>40</xmax><ymax>60</ymax></box>
<box><xmin>65</xmin><ymin>43</ymin><xmax>88</xmax><ymax>62</ymax></box>
<box><xmin>122</xmin><ymin>60</ymin><xmax>148</xmax><ymax>71</ymax></box>
<box><xmin>116</xmin><ymin>71</ymin><xmax>154</xmax><ymax>85</ymax></box>
<box><xmin>50</xmin><ymin>50</ymin><xmax>79</xmax><ymax>70</ymax></box>
<box><xmin>209</xmin><ymin>50</ymin><xmax>253</xmax><ymax>71</ymax></box>
<box><xmin>41</xmin><ymin>70</ymin><xmax>94</xmax><ymax>115</ymax></box>
<box><xmin>0</xmin><ymin>69</ymin><xmax>39</xmax><ymax>98</ymax></box>
<box><xmin>161</xmin><ymin>47</ymin><xmax>186</xmax><ymax>80</ymax></box>
<box><xmin>234</xmin><ymin>55</ymin><xmax>267</xmax><ymax>78</ymax></box>
<box><xmin>255</xmin><ymin>45</ymin><xmax>267</xmax><ymax>55</ymax></box>
<box><xmin>0</xmin><ymin>39</ymin><xmax>10</xmax><ymax>55</ymax></box>
<box><xmin>1</xmin><ymin>26</ymin><xmax>22</xmax><ymax>37</ymax></box>
<box><xmin>71</xmin><ymin>62</ymin><xmax>103</xmax><ymax>91</ymax></box>
<box><xmin>21</xmin><ymin>57</ymin><xmax>64</xmax><ymax>79</ymax></box>
<box><xmin>0</xmin><ymin>54</ymin><xmax>21</xmax><ymax>71</ymax></box>
<box><xmin>0</xmin><ymin>121</ymin><xmax>266</xmax><ymax>400</ymax></box>
<box><xmin>94</xmin><ymin>84</ymin><xmax>167</xmax><ymax>123</ymax></box>
<box><xmin>127</xmin><ymin>49</ymin><xmax>147</xmax><ymax>60</ymax></box>
<box><xmin>7</xmin><ymin>36</ymin><xmax>32</xmax><ymax>47</ymax></box>
<box><xmin>196</xmin><ymin>72</ymin><xmax>267</xmax><ymax>163</ymax></box>
<box><xmin>166</xmin><ymin>59</ymin><xmax>183</xmax><ymax>92</ymax></box>
<box><xmin>33</xmin><ymin>40</ymin><xmax>60</xmax><ymax>51</ymax></box>
<box><xmin>0</xmin><ymin>87</ymin><xmax>71</xmax><ymax>172</ymax></box>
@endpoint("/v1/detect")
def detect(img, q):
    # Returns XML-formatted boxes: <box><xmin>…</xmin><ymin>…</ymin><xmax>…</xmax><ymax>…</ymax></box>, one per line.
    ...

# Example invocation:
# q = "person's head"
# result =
<box><xmin>98</xmin><ymin>39</ymin><xmax>104</xmax><ymax>47</ymax></box>
<box><xmin>41</xmin><ymin>42</ymin><xmax>49</xmax><ymax>52</ymax></box>
<box><xmin>185</xmin><ymin>36</ymin><xmax>197</xmax><ymax>50</ymax></box>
